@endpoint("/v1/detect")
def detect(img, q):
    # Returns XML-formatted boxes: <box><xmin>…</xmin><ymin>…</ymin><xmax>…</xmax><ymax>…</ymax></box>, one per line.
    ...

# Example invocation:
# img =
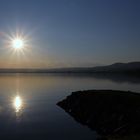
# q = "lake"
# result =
<box><xmin>0</xmin><ymin>73</ymin><xmax>140</xmax><ymax>140</ymax></box>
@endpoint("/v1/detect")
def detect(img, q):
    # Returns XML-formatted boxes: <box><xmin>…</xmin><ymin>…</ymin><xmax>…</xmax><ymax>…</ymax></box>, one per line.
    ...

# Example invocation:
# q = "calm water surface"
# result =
<box><xmin>0</xmin><ymin>73</ymin><xmax>140</xmax><ymax>140</ymax></box>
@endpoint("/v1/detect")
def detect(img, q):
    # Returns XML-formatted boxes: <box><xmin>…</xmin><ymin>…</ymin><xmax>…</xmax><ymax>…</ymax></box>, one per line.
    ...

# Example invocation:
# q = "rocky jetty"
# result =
<box><xmin>57</xmin><ymin>90</ymin><xmax>140</xmax><ymax>139</ymax></box>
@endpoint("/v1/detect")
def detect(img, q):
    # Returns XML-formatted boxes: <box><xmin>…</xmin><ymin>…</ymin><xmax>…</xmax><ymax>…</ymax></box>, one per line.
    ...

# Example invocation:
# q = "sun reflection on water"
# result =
<box><xmin>14</xmin><ymin>96</ymin><xmax>22</xmax><ymax>113</ymax></box>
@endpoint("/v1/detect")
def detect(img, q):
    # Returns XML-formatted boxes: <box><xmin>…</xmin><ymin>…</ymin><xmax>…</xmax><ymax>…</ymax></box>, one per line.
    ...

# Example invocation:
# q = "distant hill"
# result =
<box><xmin>0</xmin><ymin>62</ymin><xmax>140</xmax><ymax>74</ymax></box>
<box><xmin>86</xmin><ymin>62</ymin><xmax>140</xmax><ymax>73</ymax></box>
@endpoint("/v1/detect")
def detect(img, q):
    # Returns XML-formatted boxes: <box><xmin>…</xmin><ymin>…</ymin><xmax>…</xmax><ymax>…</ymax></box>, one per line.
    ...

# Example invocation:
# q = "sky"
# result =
<box><xmin>0</xmin><ymin>0</ymin><xmax>139</xmax><ymax>68</ymax></box>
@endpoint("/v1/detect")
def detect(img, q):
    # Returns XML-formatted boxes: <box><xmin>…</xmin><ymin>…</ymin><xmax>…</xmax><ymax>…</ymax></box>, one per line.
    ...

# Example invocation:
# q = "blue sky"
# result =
<box><xmin>0</xmin><ymin>0</ymin><xmax>139</xmax><ymax>68</ymax></box>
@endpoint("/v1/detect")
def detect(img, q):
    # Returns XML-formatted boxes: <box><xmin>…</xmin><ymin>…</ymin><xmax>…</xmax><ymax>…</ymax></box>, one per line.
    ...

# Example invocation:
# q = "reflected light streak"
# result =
<box><xmin>14</xmin><ymin>96</ymin><xmax>22</xmax><ymax>113</ymax></box>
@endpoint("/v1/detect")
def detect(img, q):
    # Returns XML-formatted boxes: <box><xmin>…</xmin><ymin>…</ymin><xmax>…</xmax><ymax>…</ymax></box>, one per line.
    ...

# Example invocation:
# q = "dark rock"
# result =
<box><xmin>57</xmin><ymin>90</ymin><xmax>140</xmax><ymax>139</ymax></box>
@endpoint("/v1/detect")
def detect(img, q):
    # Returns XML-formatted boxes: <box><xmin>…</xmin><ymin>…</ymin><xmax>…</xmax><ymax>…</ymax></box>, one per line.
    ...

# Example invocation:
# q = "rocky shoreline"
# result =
<box><xmin>57</xmin><ymin>90</ymin><xmax>140</xmax><ymax>140</ymax></box>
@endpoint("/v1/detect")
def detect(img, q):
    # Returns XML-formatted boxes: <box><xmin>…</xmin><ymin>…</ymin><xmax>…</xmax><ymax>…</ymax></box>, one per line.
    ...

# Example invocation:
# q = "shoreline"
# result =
<box><xmin>58</xmin><ymin>90</ymin><xmax>140</xmax><ymax>139</ymax></box>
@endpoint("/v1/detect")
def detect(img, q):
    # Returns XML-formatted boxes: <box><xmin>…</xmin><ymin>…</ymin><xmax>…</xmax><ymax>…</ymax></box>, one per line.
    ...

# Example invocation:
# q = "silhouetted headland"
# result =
<box><xmin>0</xmin><ymin>62</ymin><xmax>140</xmax><ymax>75</ymax></box>
<box><xmin>57</xmin><ymin>90</ymin><xmax>140</xmax><ymax>139</ymax></box>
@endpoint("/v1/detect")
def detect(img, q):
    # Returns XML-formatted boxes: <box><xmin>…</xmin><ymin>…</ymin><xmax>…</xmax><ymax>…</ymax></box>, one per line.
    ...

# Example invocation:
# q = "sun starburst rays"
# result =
<box><xmin>2</xmin><ymin>28</ymin><xmax>36</xmax><ymax>68</ymax></box>
<box><xmin>12</xmin><ymin>38</ymin><xmax>24</xmax><ymax>49</ymax></box>
<box><xmin>4</xmin><ymin>30</ymin><xmax>31</xmax><ymax>55</ymax></box>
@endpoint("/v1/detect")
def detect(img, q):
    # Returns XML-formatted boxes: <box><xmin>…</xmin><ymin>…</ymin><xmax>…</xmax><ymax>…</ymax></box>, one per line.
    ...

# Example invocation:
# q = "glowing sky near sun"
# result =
<box><xmin>0</xmin><ymin>0</ymin><xmax>139</xmax><ymax>68</ymax></box>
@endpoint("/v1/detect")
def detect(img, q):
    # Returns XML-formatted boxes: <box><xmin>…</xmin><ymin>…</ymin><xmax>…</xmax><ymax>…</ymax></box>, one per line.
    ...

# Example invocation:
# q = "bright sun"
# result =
<box><xmin>12</xmin><ymin>38</ymin><xmax>24</xmax><ymax>49</ymax></box>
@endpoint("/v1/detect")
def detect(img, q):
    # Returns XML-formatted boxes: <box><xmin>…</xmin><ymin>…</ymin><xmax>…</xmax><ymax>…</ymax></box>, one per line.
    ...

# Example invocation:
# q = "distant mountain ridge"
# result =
<box><xmin>88</xmin><ymin>61</ymin><xmax>140</xmax><ymax>72</ymax></box>
<box><xmin>0</xmin><ymin>62</ymin><xmax>140</xmax><ymax>73</ymax></box>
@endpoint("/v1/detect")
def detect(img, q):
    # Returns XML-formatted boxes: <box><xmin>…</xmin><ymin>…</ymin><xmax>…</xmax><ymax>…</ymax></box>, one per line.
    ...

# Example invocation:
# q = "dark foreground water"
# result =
<box><xmin>0</xmin><ymin>73</ymin><xmax>140</xmax><ymax>140</ymax></box>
